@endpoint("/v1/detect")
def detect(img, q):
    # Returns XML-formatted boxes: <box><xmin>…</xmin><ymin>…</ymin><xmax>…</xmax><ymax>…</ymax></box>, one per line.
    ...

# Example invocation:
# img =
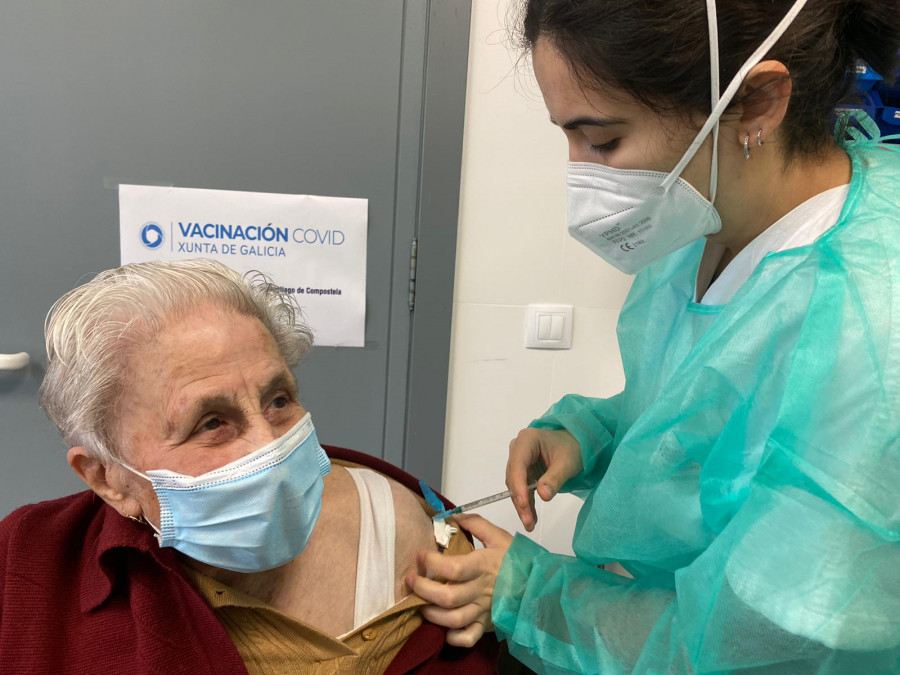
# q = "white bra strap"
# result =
<box><xmin>346</xmin><ymin>468</ymin><xmax>397</xmax><ymax>629</ymax></box>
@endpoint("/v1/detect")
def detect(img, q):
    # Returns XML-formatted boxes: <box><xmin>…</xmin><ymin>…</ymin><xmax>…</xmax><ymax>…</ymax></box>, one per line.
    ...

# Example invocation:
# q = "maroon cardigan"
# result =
<box><xmin>0</xmin><ymin>445</ymin><xmax>498</xmax><ymax>674</ymax></box>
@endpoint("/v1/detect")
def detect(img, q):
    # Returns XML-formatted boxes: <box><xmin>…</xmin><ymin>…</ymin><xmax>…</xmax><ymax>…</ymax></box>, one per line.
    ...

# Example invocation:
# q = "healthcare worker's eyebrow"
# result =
<box><xmin>551</xmin><ymin>115</ymin><xmax>626</xmax><ymax>130</ymax></box>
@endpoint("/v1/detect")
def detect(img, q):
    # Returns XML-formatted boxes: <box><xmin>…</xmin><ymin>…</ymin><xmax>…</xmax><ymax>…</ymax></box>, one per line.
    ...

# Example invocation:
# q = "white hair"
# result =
<box><xmin>39</xmin><ymin>259</ymin><xmax>313</xmax><ymax>463</ymax></box>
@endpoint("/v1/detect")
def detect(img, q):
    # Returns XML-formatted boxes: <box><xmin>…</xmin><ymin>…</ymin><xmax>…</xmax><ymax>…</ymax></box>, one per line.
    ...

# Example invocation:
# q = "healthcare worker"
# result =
<box><xmin>407</xmin><ymin>0</ymin><xmax>900</xmax><ymax>672</ymax></box>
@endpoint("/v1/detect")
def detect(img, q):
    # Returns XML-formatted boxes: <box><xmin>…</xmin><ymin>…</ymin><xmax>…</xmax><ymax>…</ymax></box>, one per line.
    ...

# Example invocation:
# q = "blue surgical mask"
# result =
<box><xmin>122</xmin><ymin>413</ymin><xmax>331</xmax><ymax>573</ymax></box>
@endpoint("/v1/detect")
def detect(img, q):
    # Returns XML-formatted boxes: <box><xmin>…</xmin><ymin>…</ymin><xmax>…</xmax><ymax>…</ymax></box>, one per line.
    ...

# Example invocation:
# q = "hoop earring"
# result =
<box><xmin>757</xmin><ymin>129</ymin><xmax>764</xmax><ymax>146</ymax></box>
<box><xmin>743</xmin><ymin>133</ymin><xmax>751</xmax><ymax>160</ymax></box>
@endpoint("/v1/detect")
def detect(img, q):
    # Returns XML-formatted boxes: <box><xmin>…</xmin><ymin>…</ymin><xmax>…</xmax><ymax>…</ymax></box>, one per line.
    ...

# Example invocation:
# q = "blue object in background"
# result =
<box><xmin>846</xmin><ymin>54</ymin><xmax>900</xmax><ymax>142</ymax></box>
<box><xmin>852</xmin><ymin>60</ymin><xmax>883</xmax><ymax>96</ymax></box>
<box><xmin>871</xmin><ymin>89</ymin><xmax>900</xmax><ymax>136</ymax></box>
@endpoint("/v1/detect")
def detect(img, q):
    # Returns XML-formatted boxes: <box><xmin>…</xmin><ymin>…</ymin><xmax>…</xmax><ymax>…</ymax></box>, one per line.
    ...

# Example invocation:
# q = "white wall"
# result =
<box><xmin>441</xmin><ymin>2</ymin><xmax>632</xmax><ymax>554</ymax></box>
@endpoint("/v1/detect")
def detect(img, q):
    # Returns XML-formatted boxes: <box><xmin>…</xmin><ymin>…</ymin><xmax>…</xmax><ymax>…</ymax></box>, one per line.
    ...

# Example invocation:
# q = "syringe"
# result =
<box><xmin>432</xmin><ymin>481</ymin><xmax>538</xmax><ymax>521</ymax></box>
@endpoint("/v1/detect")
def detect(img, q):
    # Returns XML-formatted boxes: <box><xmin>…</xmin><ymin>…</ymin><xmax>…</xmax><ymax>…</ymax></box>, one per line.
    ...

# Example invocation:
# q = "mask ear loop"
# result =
<box><xmin>707</xmin><ymin>0</ymin><xmax>720</xmax><ymax>204</ymax></box>
<box><xmin>660</xmin><ymin>0</ymin><xmax>809</xmax><ymax>193</ymax></box>
<box><xmin>118</xmin><ymin>461</ymin><xmax>164</xmax><ymax>537</ymax></box>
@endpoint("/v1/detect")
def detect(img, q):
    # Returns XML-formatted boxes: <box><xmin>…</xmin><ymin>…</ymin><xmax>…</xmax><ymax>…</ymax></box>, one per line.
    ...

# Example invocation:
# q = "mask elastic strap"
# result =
<box><xmin>120</xmin><ymin>460</ymin><xmax>153</xmax><ymax>483</ymax></box>
<box><xmin>707</xmin><ymin>0</ymin><xmax>720</xmax><ymax>203</ymax></box>
<box><xmin>661</xmin><ymin>0</ymin><xmax>809</xmax><ymax>192</ymax></box>
<box><xmin>117</xmin><ymin>461</ymin><xmax>163</xmax><ymax>537</ymax></box>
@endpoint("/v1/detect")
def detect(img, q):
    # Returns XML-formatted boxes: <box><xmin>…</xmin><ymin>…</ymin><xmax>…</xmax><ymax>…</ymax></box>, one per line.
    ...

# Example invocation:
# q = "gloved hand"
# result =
<box><xmin>505</xmin><ymin>427</ymin><xmax>582</xmax><ymax>531</ymax></box>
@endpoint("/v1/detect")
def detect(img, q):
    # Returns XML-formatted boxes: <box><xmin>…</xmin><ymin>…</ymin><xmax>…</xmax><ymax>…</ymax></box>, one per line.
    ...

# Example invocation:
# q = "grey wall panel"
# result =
<box><xmin>0</xmin><ymin>1</ymin><xmax>470</xmax><ymax>517</ymax></box>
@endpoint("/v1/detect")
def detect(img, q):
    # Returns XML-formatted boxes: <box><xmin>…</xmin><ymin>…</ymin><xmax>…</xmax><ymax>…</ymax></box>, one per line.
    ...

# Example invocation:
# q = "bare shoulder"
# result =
<box><xmin>314</xmin><ymin>465</ymin><xmax>362</xmax><ymax>565</ymax></box>
<box><xmin>387</xmin><ymin>476</ymin><xmax>438</xmax><ymax>598</ymax></box>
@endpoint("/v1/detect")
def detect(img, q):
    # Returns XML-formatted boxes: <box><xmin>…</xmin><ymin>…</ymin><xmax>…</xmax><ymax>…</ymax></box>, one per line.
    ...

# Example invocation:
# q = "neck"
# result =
<box><xmin>179</xmin><ymin>469</ymin><xmax>343</xmax><ymax>599</ymax></box>
<box><xmin>708</xmin><ymin>142</ymin><xmax>851</xmax><ymax>260</ymax></box>
<box><xmin>178</xmin><ymin>467</ymin><xmax>360</xmax><ymax>635</ymax></box>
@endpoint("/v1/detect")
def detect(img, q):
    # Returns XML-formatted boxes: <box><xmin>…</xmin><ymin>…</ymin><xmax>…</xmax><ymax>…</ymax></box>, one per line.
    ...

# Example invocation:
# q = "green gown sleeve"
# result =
<box><xmin>528</xmin><ymin>393</ymin><xmax>622</xmax><ymax>492</ymax></box>
<box><xmin>493</xmin><ymin>440</ymin><xmax>900</xmax><ymax>674</ymax></box>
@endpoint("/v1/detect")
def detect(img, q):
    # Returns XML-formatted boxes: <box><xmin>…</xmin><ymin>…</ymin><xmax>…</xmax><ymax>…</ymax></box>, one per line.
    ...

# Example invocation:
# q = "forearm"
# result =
<box><xmin>492</xmin><ymin>531</ymin><xmax>900</xmax><ymax>675</ymax></box>
<box><xmin>493</xmin><ymin>536</ymin><xmax>679</xmax><ymax>674</ymax></box>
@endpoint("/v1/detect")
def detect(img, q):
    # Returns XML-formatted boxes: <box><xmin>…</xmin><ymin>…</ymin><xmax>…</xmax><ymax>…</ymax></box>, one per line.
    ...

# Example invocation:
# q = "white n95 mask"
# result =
<box><xmin>567</xmin><ymin>0</ymin><xmax>809</xmax><ymax>274</ymax></box>
<box><xmin>567</xmin><ymin>164</ymin><xmax>721</xmax><ymax>275</ymax></box>
<box><xmin>122</xmin><ymin>413</ymin><xmax>331</xmax><ymax>573</ymax></box>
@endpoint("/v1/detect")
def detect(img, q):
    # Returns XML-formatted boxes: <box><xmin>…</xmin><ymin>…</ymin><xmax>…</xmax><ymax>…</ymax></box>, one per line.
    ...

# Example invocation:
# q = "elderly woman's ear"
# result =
<box><xmin>67</xmin><ymin>447</ymin><xmax>141</xmax><ymax>519</ymax></box>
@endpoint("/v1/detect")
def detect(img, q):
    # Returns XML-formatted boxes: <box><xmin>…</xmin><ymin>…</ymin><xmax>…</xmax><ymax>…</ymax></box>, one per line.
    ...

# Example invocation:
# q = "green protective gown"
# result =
<box><xmin>493</xmin><ymin>140</ymin><xmax>900</xmax><ymax>674</ymax></box>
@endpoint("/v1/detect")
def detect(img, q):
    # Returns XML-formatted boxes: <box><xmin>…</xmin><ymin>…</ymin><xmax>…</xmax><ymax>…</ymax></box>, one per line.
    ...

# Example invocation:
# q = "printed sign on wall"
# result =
<box><xmin>120</xmin><ymin>184</ymin><xmax>367</xmax><ymax>347</ymax></box>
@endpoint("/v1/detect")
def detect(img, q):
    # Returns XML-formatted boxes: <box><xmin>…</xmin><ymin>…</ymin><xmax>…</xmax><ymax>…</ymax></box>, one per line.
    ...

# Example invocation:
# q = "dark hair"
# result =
<box><xmin>519</xmin><ymin>0</ymin><xmax>900</xmax><ymax>157</ymax></box>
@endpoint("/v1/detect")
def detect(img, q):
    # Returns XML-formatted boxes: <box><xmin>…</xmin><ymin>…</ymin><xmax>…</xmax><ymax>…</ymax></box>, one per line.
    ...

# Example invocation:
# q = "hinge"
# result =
<box><xmin>408</xmin><ymin>237</ymin><xmax>418</xmax><ymax>311</ymax></box>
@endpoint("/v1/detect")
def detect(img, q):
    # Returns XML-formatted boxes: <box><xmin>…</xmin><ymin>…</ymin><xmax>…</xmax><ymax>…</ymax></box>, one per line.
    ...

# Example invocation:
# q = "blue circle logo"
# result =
<box><xmin>140</xmin><ymin>222</ymin><xmax>164</xmax><ymax>250</ymax></box>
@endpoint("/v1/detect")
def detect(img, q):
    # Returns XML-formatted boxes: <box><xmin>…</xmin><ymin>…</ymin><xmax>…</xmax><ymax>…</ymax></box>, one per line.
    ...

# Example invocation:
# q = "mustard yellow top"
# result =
<box><xmin>182</xmin><ymin>459</ymin><xmax>472</xmax><ymax>675</ymax></box>
<box><xmin>183</xmin><ymin>565</ymin><xmax>426</xmax><ymax>675</ymax></box>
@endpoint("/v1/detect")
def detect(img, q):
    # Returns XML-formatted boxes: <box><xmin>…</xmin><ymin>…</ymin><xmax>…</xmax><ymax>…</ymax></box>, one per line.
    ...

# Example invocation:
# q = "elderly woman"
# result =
<box><xmin>0</xmin><ymin>259</ymin><xmax>496</xmax><ymax>674</ymax></box>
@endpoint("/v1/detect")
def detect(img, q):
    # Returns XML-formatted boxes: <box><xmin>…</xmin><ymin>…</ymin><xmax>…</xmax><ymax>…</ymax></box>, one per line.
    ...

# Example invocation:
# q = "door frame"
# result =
<box><xmin>383</xmin><ymin>0</ymin><xmax>471</xmax><ymax>487</ymax></box>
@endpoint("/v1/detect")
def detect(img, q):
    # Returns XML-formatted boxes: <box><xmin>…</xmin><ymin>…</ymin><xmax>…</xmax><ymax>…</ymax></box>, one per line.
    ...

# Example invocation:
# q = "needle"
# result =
<box><xmin>433</xmin><ymin>482</ymin><xmax>538</xmax><ymax>521</ymax></box>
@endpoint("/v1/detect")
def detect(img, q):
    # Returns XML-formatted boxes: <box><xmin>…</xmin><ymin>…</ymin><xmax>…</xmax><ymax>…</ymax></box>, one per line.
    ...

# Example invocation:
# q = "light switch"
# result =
<box><xmin>525</xmin><ymin>304</ymin><xmax>573</xmax><ymax>349</ymax></box>
<box><xmin>549</xmin><ymin>314</ymin><xmax>564</xmax><ymax>340</ymax></box>
<box><xmin>537</xmin><ymin>314</ymin><xmax>554</xmax><ymax>340</ymax></box>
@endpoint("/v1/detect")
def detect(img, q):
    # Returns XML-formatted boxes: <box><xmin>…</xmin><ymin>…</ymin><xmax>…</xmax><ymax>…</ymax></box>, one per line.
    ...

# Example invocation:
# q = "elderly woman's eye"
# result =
<box><xmin>270</xmin><ymin>396</ymin><xmax>289</xmax><ymax>409</ymax></box>
<box><xmin>201</xmin><ymin>418</ymin><xmax>223</xmax><ymax>432</ymax></box>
